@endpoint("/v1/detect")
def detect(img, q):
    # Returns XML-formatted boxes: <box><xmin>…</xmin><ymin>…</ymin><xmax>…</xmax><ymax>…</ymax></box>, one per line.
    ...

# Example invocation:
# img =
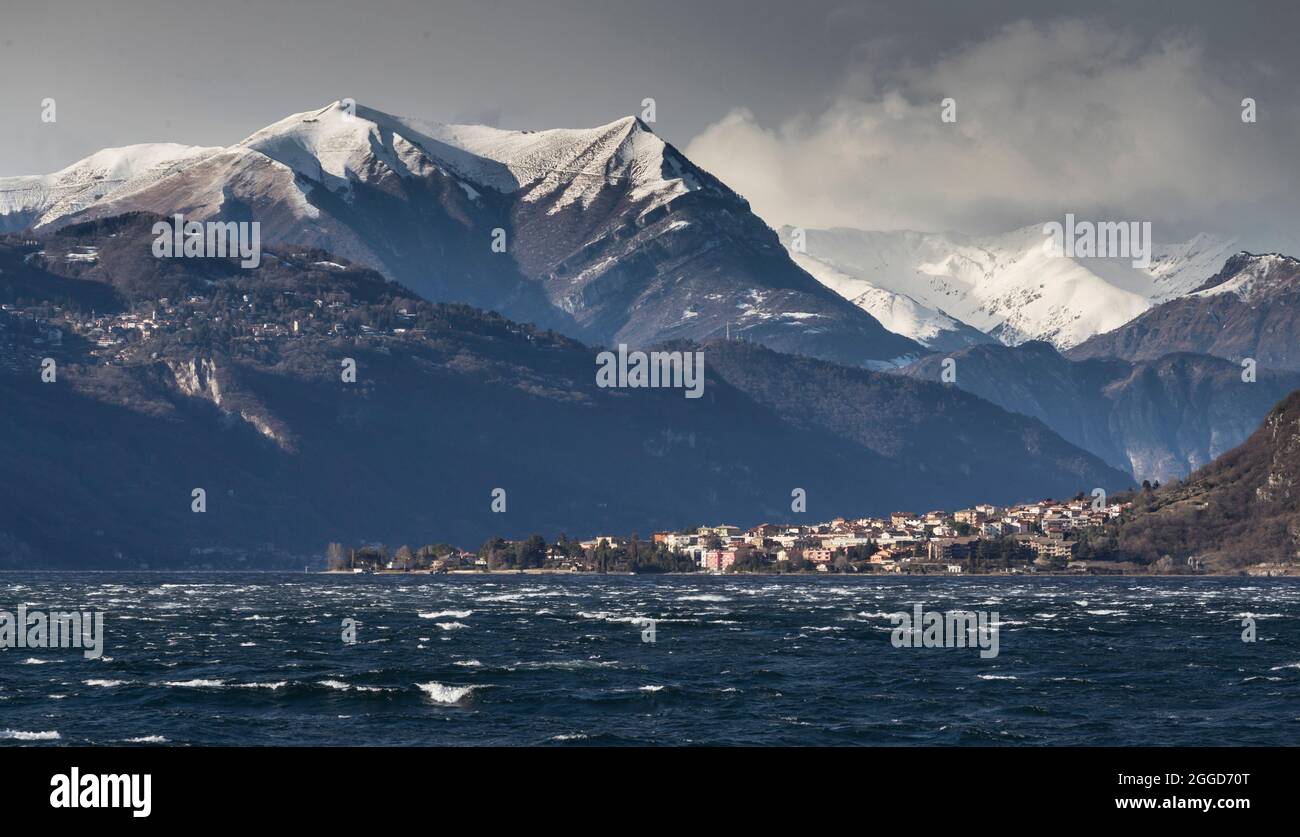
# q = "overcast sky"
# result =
<box><xmin>4</xmin><ymin>0</ymin><xmax>1299</xmax><ymax>250</ymax></box>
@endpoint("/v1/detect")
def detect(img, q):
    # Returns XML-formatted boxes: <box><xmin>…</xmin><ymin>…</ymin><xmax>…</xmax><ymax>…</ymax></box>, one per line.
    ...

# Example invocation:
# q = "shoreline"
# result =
<box><xmin>318</xmin><ymin>569</ymin><xmax>1298</xmax><ymax>578</ymax></box>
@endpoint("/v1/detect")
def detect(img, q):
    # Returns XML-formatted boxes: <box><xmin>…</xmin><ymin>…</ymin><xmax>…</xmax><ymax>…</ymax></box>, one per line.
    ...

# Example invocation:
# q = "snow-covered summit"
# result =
<box><xmin>1191</xmin><ymin>252</ymin><xmax>1300</xmax><ymax>304</ymax></box>
<box><xmin>2</xmin><ymin>101</ymin><xmax>707</xmax><ymax>232</ymax></box>
<box><xmin>235</xmin><ymin>101</ymin><xmax>702</xmax><ymax>214</ymax></box>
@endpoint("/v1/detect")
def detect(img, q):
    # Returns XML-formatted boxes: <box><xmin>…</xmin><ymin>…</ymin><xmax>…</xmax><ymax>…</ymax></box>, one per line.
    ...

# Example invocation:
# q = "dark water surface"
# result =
<box><xmin>1</xmin><ymin>573</ymin><xmax>1297</xmax><ymax>745</ymax></box>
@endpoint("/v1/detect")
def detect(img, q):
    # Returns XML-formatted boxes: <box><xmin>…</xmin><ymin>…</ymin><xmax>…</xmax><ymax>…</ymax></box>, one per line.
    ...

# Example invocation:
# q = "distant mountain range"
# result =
<box><xmin>1068</xmin><ymin>252</ymin><xmax>1300</xmax><ymax>371</ymax></box>
<box><xmin>899</xmin><ymin>341</ymin><xmax>1300</xmax><ymax>483</ymax></box>
<box><xmin>779</xmin><ymin>225</ymin><xmax>1239</xmax><ymax>351</ymax></box>
<box><xmin>791</xmin><ymin>226</ymin><xmax>1300</xmax><ymax>486</ymax></box>
<box><xmin>0</xmin><ymin>215</ymin><xmax>1128</xmax><ymax>567</ymax></box>
<box><xmin>1</xmin><ymin>102</ymin><xmax>920</xmax><ymax>369</ymax></box>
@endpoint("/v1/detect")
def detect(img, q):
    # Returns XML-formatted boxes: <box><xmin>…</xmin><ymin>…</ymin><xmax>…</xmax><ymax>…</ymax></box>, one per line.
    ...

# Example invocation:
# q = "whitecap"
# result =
<box><xmin>416</xmin><ymin>681</ymin><xmax>480</xmax><ymax>704</ymax></box>
<box><xmin>1</xmin><ymin>729</ymin><xmax>60</xmax><ymax>740</ymax></box>
<box><xmin>233</xmin><ymin>681</ymin><xmax>288</xmax><ymax>690</ymax></box>
<box><xmin>317</xmin><ymin>679</ymin><xmax>351</xmax><ymax>690</ymax></box>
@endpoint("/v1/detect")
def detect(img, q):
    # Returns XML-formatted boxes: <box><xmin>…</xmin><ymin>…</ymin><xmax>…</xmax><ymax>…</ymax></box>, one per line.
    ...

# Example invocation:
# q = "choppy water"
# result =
<box><xmin>1</xmin><ymin>573</ymin><xmax>1298</xmax><ymax>745</ymax></box>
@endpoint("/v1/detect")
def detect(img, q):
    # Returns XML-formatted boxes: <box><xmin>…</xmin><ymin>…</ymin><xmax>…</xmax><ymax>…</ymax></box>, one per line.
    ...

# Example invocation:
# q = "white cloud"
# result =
<box><xmin>685</xmin><ymin>20</ymin><xmax>1300</xmax><ymax>247</ymax></box>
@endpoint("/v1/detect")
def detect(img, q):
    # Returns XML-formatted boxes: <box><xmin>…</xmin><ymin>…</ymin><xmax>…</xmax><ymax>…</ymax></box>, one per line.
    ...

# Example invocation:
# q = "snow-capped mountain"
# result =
<box><xmin>788</xmin><ymin>250</ymin><xmax>994</xmax><ymax>352</ymax></box>
<box><xmin>0</xmin><ymin>143</ymin><xmax>219</xmax><ymax>233</ymax></box>
<box><xmin>1069</xmin><ymin>252</ymin><xmax>1300</xmax><ymax>370</ymax></box>
<box><xmin>779</xmin><ymin>225</ymin><xmax>1239</xmax><ymax>350</ymax></box>
<box><xmin>5</xmin><ymin>101</ymin><xmax>920</xmax><ymax>367</ymax></box>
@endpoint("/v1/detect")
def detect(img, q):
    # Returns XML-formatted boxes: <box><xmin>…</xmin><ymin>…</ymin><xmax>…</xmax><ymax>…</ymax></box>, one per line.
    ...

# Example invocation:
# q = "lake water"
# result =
<box><xmin>1</xmin><ymin>573</ymin><xmax>1297</xmax><ymax>745</ymax></box>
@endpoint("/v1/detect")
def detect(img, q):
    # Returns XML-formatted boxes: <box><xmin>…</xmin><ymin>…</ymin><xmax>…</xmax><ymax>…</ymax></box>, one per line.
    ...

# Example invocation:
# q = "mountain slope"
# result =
<box><xmin>780</xmin><ymin>225</ymin><xmax>1238</xmax><ymax>350</ymax></box>
<box><xmin>899</xmin><ymin>342</ymin><xmax>1300</xmax><ymax>482</ymax></box>
<box><xmin>0</xmin><ymin>143</ymin><xmax>220</xmax><ymax>233</ymax></box>
<box><xmin>788</xmin><ymin>250</ymin><xmax>995</xmax><ymax>352</ymax></box>
<box><xmin>0</xmin><ymin>215</ymin><xmax>1125</xmax><ymax>567</ymax></box>
<box><xmin>1113</xmin><ymin>390</ymin><xmax>1300</xmax><ymax>569</ymax></box>
<box><xmin>1069</xmin><ymin>253</ymin><xmax>1300</xmax><ymax>371</ymax></box>
<box><xmin>13</xmin><ymin>101</ymin><xmax>921</xmax><ymax>368</ymax></box>
<box><xmin>705</xmin><ymin>339</ymin><xmax>1131</xmax><ymax>497</ymax></box>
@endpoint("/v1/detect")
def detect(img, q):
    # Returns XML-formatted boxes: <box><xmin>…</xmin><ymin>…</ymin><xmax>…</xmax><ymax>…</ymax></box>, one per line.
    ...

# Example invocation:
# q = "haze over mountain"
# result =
<box><xmin>0</xmin><ymin>214</ymin><xmax>1130</xmax><ymax>568</ymax></box>
<box><xmin>779</xmin><ymin>225</ymin><xmax>1239</xmax><ymax>351</ymax></box>
<box><xmin>899</xmin><ymin>342</ymin><xmax>1300</xmax><ymax>483</ymax></box>
<box><xmin>1</xmin><ymin>101</ymin><xmax>921</xmax><ymax>369</ymax></box>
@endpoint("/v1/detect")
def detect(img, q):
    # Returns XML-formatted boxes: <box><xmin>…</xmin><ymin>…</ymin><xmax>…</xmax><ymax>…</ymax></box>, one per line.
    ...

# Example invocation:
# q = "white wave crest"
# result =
<box><xmin>1</xmin><ymin>729</ymin><xmax>60</xmax><ymax>740</ymax></box>
<box><xmin>416</xmin><ymin>681</ymin><xmax>480</xmax><ymax>704</ymax></box>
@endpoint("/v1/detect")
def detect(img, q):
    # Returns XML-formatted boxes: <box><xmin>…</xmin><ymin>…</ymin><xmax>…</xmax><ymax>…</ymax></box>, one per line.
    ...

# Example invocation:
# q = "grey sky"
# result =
<box><xmin>4</xmin><ymin>0</ymin><xmax>1299</xmax><ymax>249</ymax></box>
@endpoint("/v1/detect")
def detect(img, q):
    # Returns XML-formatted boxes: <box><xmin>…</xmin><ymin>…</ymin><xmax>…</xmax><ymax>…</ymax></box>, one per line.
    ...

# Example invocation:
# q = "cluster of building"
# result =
<box><xmin>616</xmin><ymin>497</ymin><xmax>1130</xmax><ymax>574</ymax></box>
<box><xmin>1</xmin><ymin>259</ymin><xmax>416</xmax><ymax>370</ymax></box>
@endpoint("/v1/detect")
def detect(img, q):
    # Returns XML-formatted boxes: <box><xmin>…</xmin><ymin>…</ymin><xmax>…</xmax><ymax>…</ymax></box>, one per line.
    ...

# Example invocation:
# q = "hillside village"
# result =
<box><xmin>0</xmin><ymin>237</ymin><xmax>430</xmax><ymax>377</ymax></box>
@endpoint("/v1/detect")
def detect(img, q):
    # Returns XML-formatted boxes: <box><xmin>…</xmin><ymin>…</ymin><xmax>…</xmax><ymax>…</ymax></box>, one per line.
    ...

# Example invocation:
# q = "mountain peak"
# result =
<box><xmin>1191</xmin><ymin>251</ymin><xmax>1300</xmax><ymax>301</ymax></box>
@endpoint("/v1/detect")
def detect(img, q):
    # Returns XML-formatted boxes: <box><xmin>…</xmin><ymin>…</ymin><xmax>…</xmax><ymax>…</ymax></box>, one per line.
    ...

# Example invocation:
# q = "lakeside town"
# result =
<box><xmin>322</xmin><ymin>493</ymin><xmax>1228</xmax><ymax>576</ymax></box>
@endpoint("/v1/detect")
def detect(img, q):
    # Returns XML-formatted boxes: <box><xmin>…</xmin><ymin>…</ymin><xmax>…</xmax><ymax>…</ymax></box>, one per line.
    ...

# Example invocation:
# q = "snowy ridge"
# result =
<box><xmin>782</xmin><ymin>225</ymin><xmax>1238</xmax><ymax>350</ymax></box>
<box><xmin>1146</xmin><ymin>233</ymin><xmax>1242</xmax><ymax>300</ymax></box>
<box><xmin>790</xmin><ymin>252</ymin><xmax>987</xmax><ymax>349</ymax></box>
<box><xmin>3</xmin><ymin>101</ymin><xmax>704</xmax><ymax>234</ymax></box>
<box><xmin>1191</xmin><ymin>253</ymin><xmax>1300</xmax><ymax>304</ymax></box>
<box><xmin>0</xmin><ymin>143</ymin><xmax>219</xmax><ymax>231</ymax></box>
<box><xmin>235</xmin><ymin>102</ymin><xmax>702</xmax><ymax>216</ymax></box>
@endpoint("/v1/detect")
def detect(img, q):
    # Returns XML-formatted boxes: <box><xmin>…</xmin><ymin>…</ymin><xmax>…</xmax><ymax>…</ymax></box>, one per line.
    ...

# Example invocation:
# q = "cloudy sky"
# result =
<box><xmin>5</xmin><ymin>0</ymin><xmax>1299</xmax><ymax>250</ymax></box>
